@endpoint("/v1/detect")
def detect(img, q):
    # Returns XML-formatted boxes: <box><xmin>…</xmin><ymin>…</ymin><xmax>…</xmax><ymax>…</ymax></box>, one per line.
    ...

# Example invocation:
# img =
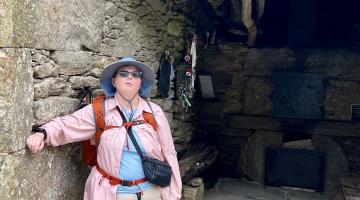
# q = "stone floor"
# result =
<box><xmin>204</xmin><ymin>178</ymin><xmax>329</xmax><ymax>200</ymax></box>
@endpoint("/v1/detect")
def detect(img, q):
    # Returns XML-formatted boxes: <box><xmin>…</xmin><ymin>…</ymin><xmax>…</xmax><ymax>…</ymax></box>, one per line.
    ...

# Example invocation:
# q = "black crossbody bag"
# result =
<box><xmin>117</xmin><ymin>106</ymin><xmax>172</xmax><ymax>187</ymax></box>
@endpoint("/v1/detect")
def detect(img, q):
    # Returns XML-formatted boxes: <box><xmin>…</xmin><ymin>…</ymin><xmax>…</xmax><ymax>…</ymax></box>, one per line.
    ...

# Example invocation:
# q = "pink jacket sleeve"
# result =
<box><xmin>154</xmin><ymin>105</ymin><xmax>182</xmax><ymax>200</ymax></box>
<box><xmin>41</xmin><ymin>104</ymin><xmax>96</xmax><ymax>146</ymax></box>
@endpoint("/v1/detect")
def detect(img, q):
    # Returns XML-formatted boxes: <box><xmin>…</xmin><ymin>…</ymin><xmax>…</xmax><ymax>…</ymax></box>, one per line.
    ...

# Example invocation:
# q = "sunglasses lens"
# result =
<box><xmin>118</xmin><ymin>71</ymin><xmax>129</xmax><ymax>78</ymax></box>
<box><xmin>131</xmin><ymin>72</ymin><xmax>142</xmax><ymax>78</ymax></box>
<box><xmin>117</xmin><ymin>71</ymin><xmax>142</xmax><ymax>79</ymax></box>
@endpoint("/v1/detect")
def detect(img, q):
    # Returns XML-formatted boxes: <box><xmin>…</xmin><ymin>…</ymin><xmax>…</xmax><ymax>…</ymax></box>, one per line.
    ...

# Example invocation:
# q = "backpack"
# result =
<box><xmin>81</xmin><ymin>95</ymin><xmax>158</xmax><ymax>166</ymax></box>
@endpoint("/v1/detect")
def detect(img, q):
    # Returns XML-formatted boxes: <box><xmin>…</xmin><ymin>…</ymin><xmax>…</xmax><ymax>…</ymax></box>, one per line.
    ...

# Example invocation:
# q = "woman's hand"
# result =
<box><xmin>26</xmin><ymin>132</ymin><xmax>45</xmax><ymax>153</ymax></box>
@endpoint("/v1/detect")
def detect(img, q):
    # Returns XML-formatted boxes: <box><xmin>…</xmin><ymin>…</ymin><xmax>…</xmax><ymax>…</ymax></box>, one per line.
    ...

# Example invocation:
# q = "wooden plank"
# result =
<box><xmin>343</xmin><ymin>188</ymin><xmax>360</xmax><ymax>200</ymax></box>
<box><xmin>179</xmin><ymin>146</ymin><xmax>218</xmax><ymax>183</ymax></box>
<box><xmin>340</xmin><ymin>175</ymin><xmax>360</xmax><ymax>190</ymax></box>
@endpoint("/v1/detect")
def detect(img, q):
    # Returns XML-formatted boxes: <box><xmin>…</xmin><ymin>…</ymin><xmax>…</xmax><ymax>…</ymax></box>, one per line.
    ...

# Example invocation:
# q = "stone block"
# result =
<box><xmin>68</xmin><ymin>76</ymin><xmax>100</xmax><ymax>90</ymax></box>
<box><xmin>0</xmin><ymin>146</ymin><xmax>88</xmax><ymax>200</ymax></box>
<box><xmin>173</xmin><ymin>129</ymin><xmax>192</xmax><ymax>144</ymax></box>
<box><xmin>324</xmin><ymin>80</ymin><xmax>360</xmax><ymax>121</ymax></box>
<box><xmin>106</xmin><ymin>17</ymin><xmax>125</xmax><ymax>30</ymax></box>
<box><xmin>216</xmin><ymin>129</ymin><xmax>254</xmax><ymax>151</ymax></box>
<box><xmin>166</xmin><ymin>20</ymin><xmax>184</xmax><ymax>37</ymax></box>
<box><xmin>85</xmin><ymin>68</ymin><xmax>104</xmax><ymax>79</ymax></box>
<box><xmin>226</xmin><ymin>114</ymin><xmax>360</xmax><ymax>136</ymax></box>
<box><xmin>104</xmin><ymin>1</ymin><xmax>118</xmax><ymax>17</ymax></box>
<box><xmin>146</xmin><ymin>0</ymin><xmax>167</xmax><ymax>14</ymax></box>
<box><xmin>186</xmin><ymin>177</ymin><xmax>203</xmax><ymax>187</ymax></box>
<box><xmin>173</xmin><ymin>112</ymin><xmax>193</xmax><ymax>122</ymax></box>
<box><xmin>151</xmin><ymin>98</ymin><xmax>173</xmax><ymax>112</ymax></box>
<box><xmin>135</xmin><ymin>5</ymin><xmax>150</xmax><ymax>17</ymax></box>
<box><xmin>31</xmin><ymin>51</ymin><xmax>51</xmax><ymax>64</ymax></box>
<box><xmin>219</xmin><ymin>128</ymin><xmax>254</xmax><ymax>138</ymax></box>
<box><xmin>0</xmin><ymin>48</ymin><xmax>32</xmax><ymax>152</ymax></box>
<box><xmin>113</xmin><ymin>0</ymin><xmax>141</xmax><ymax>8</ymax></box>
<box><xmin>34</xmin><ymin>77</ymin><xmax>72</xmax><ymax>99</ymax></box>
<box><xmin>182</xmin><ymin>179</ymin><xmax>204</xmax><ymax>200</ymax></box>
<box><xmin>33</xmin><ymin>61</ymin><xmax>59</xmax><ymax>79</ymax></box>
<box><xmin>304</xmin><ymin>49</ymin><xmax>360</xmax><ymax>80</ymax></box>
<box><xmin>336</xmin><ymin>137</ymin><xmax>360</xmax><ymax>174</ymax></box>
<box><xmin>201</xmin><ymin>53</ymin><xmax>245</xmax><ymax>72</ymax></box>
<box><xmin>99</xmin><ymin>43</ymin><xmax>136</xmax><ymax>58</ymax></box>
<box><xmin>0</xmin><ymin>0</ymin><xmax>105</xmax><ymax>51</ymax></box>
<box><xmin>210</xmin><ymin>71</ymin><xmax>233</xmax><ymax>91</ymax></box>
<box><xmin>164</xmin><ymin>112</ymin><xmax>174</xmax><ymax>127</ymax></box>
<box><xmin>51</xmin><ymin>51</ymin><xmax>93</xmax><ymax>76</ymax></box>
<box><xmin>244</xmin><ymin>48</ymin><xmax>296</xmax><ymax>76</ymax></box>
<box><xmin>100</xmin><ymin>16</ymin><xmax>154</xmax><ymax>57</ymax></box>
<box><xmin>143</xmin><ymin>26</ymin><xmax>159</xmax><ymax>37</ymax></box>
<box><xmin>225</xmin><ymin>115</ymin><xmax>281</xmax><ymax>131</ymax></box>
<box><xmin>175</xmin><ymin>143</ymin><xmax>188</xmax><ymax>154</ymax></box>
<box><xmin>173</xmin><ymin>120</ymin><xmax>193</xmax><ymax>132</ymax></box>
<box><xmin>312</xmin><ymin>135</ymin><xmax>350</xmax><ymax>199</ymax></box>
<box><xmin>237</xmin><ymin>130</ymin><xmax>283</xmax><ymax>183</ymax></box>
<box><xmin>33</xmin><ymin>97</ymin><xmax>80</xmax><ymax>126</ymax></box>
<box><xmin>243</xmin><ymin>77</ymin><xmax>273</xmax><ymax>115</ymax></box>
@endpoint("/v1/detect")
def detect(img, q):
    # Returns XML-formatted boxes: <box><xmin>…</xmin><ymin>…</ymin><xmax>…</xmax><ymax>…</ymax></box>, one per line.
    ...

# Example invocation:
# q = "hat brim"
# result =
<box><xmin>100</xmin><ymin>60</ymin><xmax>155</xmax><ymax>97</ymax></box>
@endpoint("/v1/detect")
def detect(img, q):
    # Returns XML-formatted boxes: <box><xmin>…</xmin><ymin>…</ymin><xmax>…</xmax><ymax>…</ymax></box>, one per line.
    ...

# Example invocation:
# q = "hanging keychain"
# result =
<box><xmin>178</xmin><ymin>83</ymin><xmax>191</xmax><ymax>111</ymax></box>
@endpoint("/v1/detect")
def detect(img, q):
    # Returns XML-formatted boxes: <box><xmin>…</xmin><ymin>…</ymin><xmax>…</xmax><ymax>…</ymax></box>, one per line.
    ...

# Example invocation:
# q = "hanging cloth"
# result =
<box><xmin>157</xmin><ymin>54</ymin><xmax>172</xmax><ymax>98</ymax></box>
<box><xmin>170</xmin><ymin>61</ymin><xmax>175</xmax><ymax>81</ymax></box>
<box><xmin>190</xmin><ymin>35</ymin><xmax>197</xmax><ymax>89</ymax></box>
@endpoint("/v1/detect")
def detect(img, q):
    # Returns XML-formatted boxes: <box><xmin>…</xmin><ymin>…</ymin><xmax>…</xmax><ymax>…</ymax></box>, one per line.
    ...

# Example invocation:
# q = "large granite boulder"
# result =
<box><xmin>0</xmin><ymin>146</ymin><xmax>88</xmax><ymax>200</ymax></box>
<box><xmin>0</xmin><ymin>0</ymin><xmax>105</xmax><ymax>51</ymax></box>
<box><xmin>0</xmin><ymin>49</ymin><xmax>32</xmax><ymax>152</ymax></box>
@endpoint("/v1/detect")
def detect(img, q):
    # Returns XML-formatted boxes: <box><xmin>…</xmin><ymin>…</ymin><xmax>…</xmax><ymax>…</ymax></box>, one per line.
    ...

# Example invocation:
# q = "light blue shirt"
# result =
<box><xmin>116</xmin><ymin>108</ymin><xmax>153</xmax><ymax>194</ymax></box>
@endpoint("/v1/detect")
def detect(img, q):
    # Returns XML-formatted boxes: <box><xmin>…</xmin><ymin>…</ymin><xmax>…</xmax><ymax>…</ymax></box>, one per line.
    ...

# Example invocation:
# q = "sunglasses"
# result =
<box><xmin>116</xmin><ymin>71</ymin><xmax>143</xmax><ymax>79</ymax></box>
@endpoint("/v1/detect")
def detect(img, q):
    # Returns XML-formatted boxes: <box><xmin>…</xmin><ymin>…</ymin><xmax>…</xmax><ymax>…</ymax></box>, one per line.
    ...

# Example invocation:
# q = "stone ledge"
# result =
<box><xmin>226</xmin><ymin>114</ymin><xmax>360</xmax><ymax>137</ymax></box>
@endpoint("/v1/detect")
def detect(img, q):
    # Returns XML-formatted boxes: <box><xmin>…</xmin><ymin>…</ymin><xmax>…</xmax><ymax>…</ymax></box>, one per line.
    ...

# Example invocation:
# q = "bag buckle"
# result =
<box><xmin>131</xmin><ymin>120</ymin><xmax>144</xmax><ymax>126</ymax></box>
<box><xmin>121</xmin><ymin>180</ymin><xmax>133</xmax><ymax>186</ymax></box>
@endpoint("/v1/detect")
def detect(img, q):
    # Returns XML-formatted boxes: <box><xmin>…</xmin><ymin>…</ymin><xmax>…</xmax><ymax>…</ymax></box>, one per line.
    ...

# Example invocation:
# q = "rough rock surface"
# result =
<box><xmin>1</xmin><ymin>0</ymin><xmax>105</xmax><ymax>51</ymax></box>
<box><xmin>0</xmin><ymin>49</ymin><xmax>33</xmax><ymax>153</ymax></box>
<box><xmin>0</xmin><ymin>146</ymin><xmax>88</xmax><ymax>200</ymax></box>
<box><xmin>182</xmin><ymin>178</ymin><xmax>205</xmax><ymax>200</ymax></box>
<box><xmin>0</xmin><ymin>0</ymin><xmax>192</xmax><ymax>199</ymax></box>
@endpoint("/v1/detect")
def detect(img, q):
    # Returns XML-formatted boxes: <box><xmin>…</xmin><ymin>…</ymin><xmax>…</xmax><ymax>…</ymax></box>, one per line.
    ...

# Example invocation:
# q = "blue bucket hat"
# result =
<box><xmin>100</xmin><ymin>57</ymin><xmax>155</xmax><ymax>98</ymax></box>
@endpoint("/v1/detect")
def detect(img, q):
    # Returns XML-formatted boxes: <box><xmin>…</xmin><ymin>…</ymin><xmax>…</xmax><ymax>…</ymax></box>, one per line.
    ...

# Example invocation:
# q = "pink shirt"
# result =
<box><xmin>42</xmin><ymin>97</ymin><xmax>182</xmax><ymax>200</ymax></box>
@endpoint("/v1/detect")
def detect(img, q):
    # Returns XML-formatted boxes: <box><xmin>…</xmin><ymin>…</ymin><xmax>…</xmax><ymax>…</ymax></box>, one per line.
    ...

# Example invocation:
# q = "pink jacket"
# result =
<box><xmin>42</xmin><ymin>97</ymin><xmax>182</xmax><ymax>200</ymax></box>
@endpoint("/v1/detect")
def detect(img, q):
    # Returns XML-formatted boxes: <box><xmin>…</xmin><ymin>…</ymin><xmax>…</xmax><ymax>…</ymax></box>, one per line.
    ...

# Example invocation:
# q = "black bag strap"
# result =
<box><xmin>116</xmin><ymin>106</ymin><xmax>144</xmax><ymax>159</ymax></box>
<box><xmin>127</xmin><ymin>127</ymin><xmax>145</xmax><ymax>159</ymax></box>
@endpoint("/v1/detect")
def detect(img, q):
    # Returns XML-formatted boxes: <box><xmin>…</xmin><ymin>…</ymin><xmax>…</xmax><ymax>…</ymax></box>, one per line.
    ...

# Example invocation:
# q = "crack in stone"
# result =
<box><xmin>0</xmin><ymin>148</ymin><xmax>26</xmax><ymax>156</ymax></box>
<box><xmin>0</xmin><ymin>47</ymin><xmax>30</xmax><ymax>50</ymax></box>
<box><xmin>0</xmin><ymin>153</ymin><xmax>9</xmax><ymax>172</ymax></box>
<box><xmin>0</xmin><ymin>148</ymin><xmax>26</xmax><ymax>172</ymax></box>
<box><xmin>117</xmin><ymin>6</ymin><xmax>136</xmax><ymax>14</ymax></box>
<box><xmin>7</xmin><ymin>147</ymin><xmax>26</xmax><ymax>155</ymax></box>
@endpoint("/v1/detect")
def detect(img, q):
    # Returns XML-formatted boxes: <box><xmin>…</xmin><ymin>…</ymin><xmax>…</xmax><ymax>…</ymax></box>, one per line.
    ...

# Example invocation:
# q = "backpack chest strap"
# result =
<box><xmin>103</xmin><ymin>120</ymin><xmax>145</xmax><ymax>132</ymax></box>
<box><xmin>123</xmin><ymin>120</ymin><xmax>145</xmax><ymax>128</ymax></box>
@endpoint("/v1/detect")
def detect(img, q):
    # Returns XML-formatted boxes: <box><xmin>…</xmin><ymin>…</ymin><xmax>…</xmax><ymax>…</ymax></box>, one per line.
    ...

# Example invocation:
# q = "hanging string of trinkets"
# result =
<box><xmin>178</xmin><ymin>32</ymin><xmax>198</xmax><ymax>111</ymax></box>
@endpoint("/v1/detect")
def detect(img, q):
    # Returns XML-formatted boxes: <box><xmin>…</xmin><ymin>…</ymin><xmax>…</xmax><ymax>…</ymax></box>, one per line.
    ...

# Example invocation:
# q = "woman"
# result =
<box><xmin>27</xmin><ymin>57</ymin><xmax>182</xmax><ymax>200</ymax></box>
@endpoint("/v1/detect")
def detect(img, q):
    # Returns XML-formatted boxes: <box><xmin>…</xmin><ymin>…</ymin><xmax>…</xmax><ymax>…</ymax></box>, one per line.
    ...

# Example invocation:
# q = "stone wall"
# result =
<box><xmin>196</xmin><ymin>43</ymin><xmax>360</xmax><ymax>198</ymax></box>
<box><xmin>0</xmin><ymin>0</ymin><xmax>191</xmax><ymax>199</ymax></box>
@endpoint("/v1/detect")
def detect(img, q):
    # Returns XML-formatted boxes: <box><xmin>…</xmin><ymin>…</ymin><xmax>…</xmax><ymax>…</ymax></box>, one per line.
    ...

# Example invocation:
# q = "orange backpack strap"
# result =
<box><xmin>92</xmin><ymin>95</ymin><xmax>106</xmax><ymax>146</ymax></box>
<box><xmin>143</xmin><ymin>99</ymin><xmax>158</xmax><ymax>130</ymax></box>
